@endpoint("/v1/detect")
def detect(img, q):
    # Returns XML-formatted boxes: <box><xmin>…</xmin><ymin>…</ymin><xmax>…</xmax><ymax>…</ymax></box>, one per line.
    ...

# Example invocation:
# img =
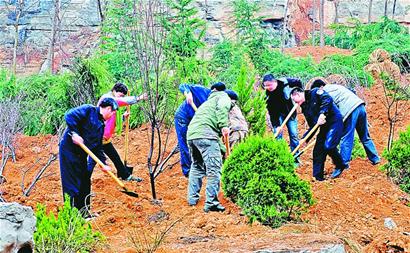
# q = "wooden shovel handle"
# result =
<box><xmin>78</xmin><ymin>142</ymin><xmax>125</xmax><ymax>188</ymax></box>
<box><xmin>224</xmin><ymin>135</ymin><xmax>230</xmax><ymax>158</ymax></box>
<box><xmin>291</xmin><ymin>123</ymin><xmax>320</xmax><ymax>155</ymax></box>
<box><xmin>274</xmin><ymin>104</ymin><xmax>299</xmax><ymax>138</ymax></box>
<box><xmin>124</xmin><ymin>91</ymin><xmax>130</xmax><ymax>162</ymax></box>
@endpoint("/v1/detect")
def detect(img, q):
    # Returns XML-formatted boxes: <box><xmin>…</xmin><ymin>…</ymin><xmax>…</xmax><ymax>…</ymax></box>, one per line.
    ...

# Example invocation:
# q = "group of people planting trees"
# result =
<box><xmin>59</xmin><ymin>73</ymin><xmax>380</xmax><ymax>217</ymax></box>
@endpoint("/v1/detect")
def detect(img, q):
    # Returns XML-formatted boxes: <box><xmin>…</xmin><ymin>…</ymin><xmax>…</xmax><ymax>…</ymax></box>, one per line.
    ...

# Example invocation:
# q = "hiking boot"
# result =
<box><xmin>203</xmin><ymin>204</ymin><xmax>225</xmax><ymax>213</ymax></box>
<box><xmin>124</xmin><ymin>175</ymin><xmax>143</xmax><ymax>182</ymax></box>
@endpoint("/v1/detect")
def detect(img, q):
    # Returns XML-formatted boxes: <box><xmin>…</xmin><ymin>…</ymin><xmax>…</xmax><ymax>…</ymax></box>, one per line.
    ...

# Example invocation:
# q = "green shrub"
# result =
<box><xmin>382</xmin><ymin>126</ymin><xmax>410</xmax><ymax>194</ymax></box>
<box><xmin>0</xmin><ymin>68</ymin><xmax>17</xmax><ymax>99</ymax></box>
<box><xmin>34</xmin><ymin>196</ymin><xmax>104</xmax><ymax>252</ymax></box>
<box><xmin>233</xmin><ymin>63</ymin><xmax>266</xmax><ymax>136</ymax></box>
<box><xmin>222</xmin><ymin>136</ymin><xmax>314</xmax><ymax>228</ymax></box>
<box><xmin>17</xmin><ymin>73</ymin><xmax>72</xmax><ymax>135</ymax></box>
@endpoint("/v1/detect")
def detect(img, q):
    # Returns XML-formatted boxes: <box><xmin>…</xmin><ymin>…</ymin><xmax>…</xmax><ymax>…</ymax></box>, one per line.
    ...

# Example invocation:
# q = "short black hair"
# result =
<box><xmin>290</xmin><ymin>87</ymin><xmax>304</xmax><ymax>96</ymax></box>
<box><xmin>210</xmin><ymin>82</ymin><xmax>226</xmax><ymax>91</ymax></box>
<box><xmin>112</xmin><ymin>82</ymin><xmax>128</xmax><ymax>94</ymax></box>
<box><xmin>99</xmin><ymin>97</ymin><xmax>119</xmax><ymax>111</ymax></box>
<box><xmin>261</xmin><ymin>74</ymin><xmax>276</xmax><ymax>89</ymax></box>
<box><xmin>310</xmin><ymin>79</ymin><xmax>327</xmax><ymax>89</ymax></box>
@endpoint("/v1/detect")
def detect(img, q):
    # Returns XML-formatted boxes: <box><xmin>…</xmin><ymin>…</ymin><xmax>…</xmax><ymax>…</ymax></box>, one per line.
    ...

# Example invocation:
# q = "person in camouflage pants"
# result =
<box><xmin>186</xmin><ymin>89</ymin><xmax>233</xmax><ymax>213</ymax></box>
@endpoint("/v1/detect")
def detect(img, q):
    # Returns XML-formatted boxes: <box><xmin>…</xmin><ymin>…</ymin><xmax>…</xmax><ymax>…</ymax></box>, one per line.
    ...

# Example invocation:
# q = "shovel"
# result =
<box><xmin>294</xmin><ymin>139</ymin><xmax>316</xmax><ymax>159</ymax></box>
<box><xmin>224</xmin><ymin>134</ymin><xmax>231</xmax><ymax>158</ymax></box>
<box><xmin>274</xmin><ymin>104</ymin><xmax>299</xmax><ymax>138</ymax></box>
<box><xmin>78</xmin><ymin>142</ymin><xmax>138</xmax><ymax>198</ymax></box>
<box><xmin>124</xmin><ymin>91</ymin><xmax>133</xmax><ymax>174</ymax></box>
<box><xmin>291</xmin><ymin>123</ymin><xmax>320</xmax><ymax>155</ymax></box>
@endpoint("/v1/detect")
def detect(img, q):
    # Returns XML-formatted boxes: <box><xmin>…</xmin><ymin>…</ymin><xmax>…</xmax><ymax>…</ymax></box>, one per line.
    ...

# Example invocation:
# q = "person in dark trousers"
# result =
<box><xmin>87</xmin><ymin>83</ymin><xmax>146</xmax><ymax>182</ymax></box>
<box><xmin>262</xmin><ymin>74</ymin><xmax>302</xmax><ymax>158</ymax></box>
<box><xmin>174</xmin><ymin>82</ymin><xmax>226</xmax><ymax>177</ymax></box>
<box><xmin>309</xmin><ymin>78</ymin><xmax>380</xmax><ymax>166</ymax></box>
<box><xmin>288</xmin><ymin>87</ymin><xmax>348</xmax><ymax>181</ymax></box>
<box><xmin>187</xmin><ymin>89</ymin><xmax>232</xmax><ymax>212</ymax></box>
<box><xmin>59</xmin><ymin>98</ymin><xmax>118</xmax><ymax>217</ymax></box>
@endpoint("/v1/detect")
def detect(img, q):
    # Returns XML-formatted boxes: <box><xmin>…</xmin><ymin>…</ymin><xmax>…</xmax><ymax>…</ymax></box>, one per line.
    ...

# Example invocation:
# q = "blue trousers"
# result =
<box><xmin>175</xmin><ymin>116</ymin><xmax>191</xmax><ymax>177</ymax></box>
<box><xmin>273</xmin><ymin>115</ymin><xmax>299</xmax><ymax>158</ymax></box>
<box><xmin>340</xmin><ymin>104</ymin><xmax>380</xmax><ymax>165</ymax></box>
<box><xmin>312</xmin><ymin>118</ymin><xmax>347</xmax><ymax>180</ymax></box>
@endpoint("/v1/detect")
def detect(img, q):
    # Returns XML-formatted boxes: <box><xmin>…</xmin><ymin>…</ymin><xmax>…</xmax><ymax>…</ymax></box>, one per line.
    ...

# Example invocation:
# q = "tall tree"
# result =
<box><xmin>312</xmin><ymin>0</ymin><xmax>317</xmax><ymax>45</ymax></box>
<box><xmin>392</xmin><ymin>0</ymin><xmax>397</xmax><ymax>19</ymax></box>
<box><xmin>368</xmin><ymin>0</ymin><xmax>373</xmax><ymax>23</ymax></box>
<box><xmin>319</xmin><ymin>0</ymin><xmax>324</xmax><ymax>47</ymax></box>
<box><xmin>281</xmin><ymin>0</ymin><xmax>290</xmax><ymax>52</ymax></box>
<box><xmin>384</xmin><ymin>0</ymin><xmax>389</xmax><ymax>17</ymax></box>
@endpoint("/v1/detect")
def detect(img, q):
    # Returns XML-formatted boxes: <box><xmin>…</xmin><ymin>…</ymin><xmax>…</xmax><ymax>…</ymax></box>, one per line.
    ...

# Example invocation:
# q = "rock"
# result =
<box><xmin>0</xmin><ymin>202</ymin><xmax>36</xmax><ymax>253</ymax></box>
<box><xmin>384</xmin><ymin>217</ymin><xmax>398</xmax><ymax>230</ymax></box>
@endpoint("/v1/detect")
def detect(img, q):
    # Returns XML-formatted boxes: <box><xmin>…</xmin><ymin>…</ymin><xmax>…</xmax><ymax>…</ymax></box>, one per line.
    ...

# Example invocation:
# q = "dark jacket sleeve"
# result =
<box><xmin>318</xmin><ymin>90</ymin><xmax>332</xmax><ymax>116</ymax></box>
<box><xmin>65</xmin><ymin>105</ymin><xmax>89</xmax><ymax>135</ymax></box>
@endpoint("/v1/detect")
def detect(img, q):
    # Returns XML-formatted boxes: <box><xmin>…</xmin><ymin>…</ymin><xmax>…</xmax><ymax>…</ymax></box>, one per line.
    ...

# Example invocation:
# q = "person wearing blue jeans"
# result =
<box><xmin>289</xmin><ymin>87</ymin><xmax>348</xmax><ymax>180</ymax></box>
<box><xmin>262</xmin><ymin>74</ymin><xmax>302</xmax><ymax>159</ymax></box>
<box><xmin>174</xmin><ymin>82</ymin><xmax>226</xmax><ymax>177</ymax></box>
<box><xmin>309</xmin><ymin>78</ymin><xmax>380</xmax><ymax>166</ymax></box>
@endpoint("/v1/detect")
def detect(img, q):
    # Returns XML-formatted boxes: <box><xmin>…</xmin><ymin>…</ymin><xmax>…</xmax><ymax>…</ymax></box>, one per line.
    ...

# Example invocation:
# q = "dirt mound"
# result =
<box><xmin>284</xmin><ymin>46</ymin><xmax>352</xmax><ymax>63</ymax></box>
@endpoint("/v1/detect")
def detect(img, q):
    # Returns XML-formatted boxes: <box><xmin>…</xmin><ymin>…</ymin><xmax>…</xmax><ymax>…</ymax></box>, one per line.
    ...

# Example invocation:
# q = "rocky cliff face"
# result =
<box><xmin>0</xmin><ymin>0</ymin><xmax>408</xmax><ymax>74</ymax></box>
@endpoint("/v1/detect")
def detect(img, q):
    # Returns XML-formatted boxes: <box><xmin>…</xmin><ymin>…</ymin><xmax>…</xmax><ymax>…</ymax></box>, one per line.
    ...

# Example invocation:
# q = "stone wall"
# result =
<box><xmin>0</xmin><ymin>0</ymin><xmax>408</xmax><ymax>74</ymax></box>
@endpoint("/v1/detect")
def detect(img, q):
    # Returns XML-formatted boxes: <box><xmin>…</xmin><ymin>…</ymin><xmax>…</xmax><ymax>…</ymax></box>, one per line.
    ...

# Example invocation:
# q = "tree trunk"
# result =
<box><xmin>384</xmin><ymin>0</ymin><xmax>388</xmax><ymax>17</ymax></box>
<box><xmin>281</xmin><ymin>0</ymin><xmax>290</xmax><ymax>53</ymax></box>
<box><xmin>368</xmin><ymin>0</ymin><xmax>373</xmax><ymax>23</ymax></box>
<box><xmin>12</xmin><ymin>3</ymin><xmax>23</xmax><ymax>75</ymax></box>
<box><xmin>312</xmin><ymin>0</ymin><xmax>316</xmax><ymax>45</ymax></box>
<box><xmin>319</xmin><ymin>0</ymin><xmax>324</xmax><ymax>47</ymax></box>
<box><xmin>334</xmin><ymin>0</ymin><xmax>339</xmax><ymax>24</ymax></box>
<box><xmin>392</xmin><ymin>0</ymin><xmax>397</xmax><ymax>19</ymax></box>
<box><xmin>47</xmin><ymin>0</ymin><xmax>60</xmax><ymax>73</ymax></box>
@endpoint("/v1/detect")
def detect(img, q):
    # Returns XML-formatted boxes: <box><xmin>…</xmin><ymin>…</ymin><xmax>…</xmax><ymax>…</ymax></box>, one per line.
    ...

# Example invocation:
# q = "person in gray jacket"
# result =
<box><xmin>310</xmin><ymin>78</ymin><xmax>380</xmax><ymax>167</ymax></box>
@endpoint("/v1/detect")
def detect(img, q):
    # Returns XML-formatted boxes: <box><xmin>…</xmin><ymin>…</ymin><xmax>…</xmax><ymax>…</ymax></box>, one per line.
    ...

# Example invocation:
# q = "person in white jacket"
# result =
<box><xmin>309</xmin><ymin>78</ymin><xmax>380</xmax><ymax>166</ymax></box>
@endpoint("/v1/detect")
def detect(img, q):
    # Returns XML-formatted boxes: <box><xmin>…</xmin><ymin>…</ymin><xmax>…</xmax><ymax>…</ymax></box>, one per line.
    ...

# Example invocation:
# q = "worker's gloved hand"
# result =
<box><xmin>101</xmin><ymin>165</ymin><xmax>112</xmax><ymax>172</ymax></box>
<box><xmin>123</xmin><ymin>111</ymin><xmax>130</xmax><ymax>119</ymax></box>
<box><xmin>317</xmin><ymin>113</ymin><xmax>327</xmax><ymax>125</ymax></box>
<box><xmin>71</xmin><ymin>133</ymin><xmax>84</xmax><ymax>145</ymax></box>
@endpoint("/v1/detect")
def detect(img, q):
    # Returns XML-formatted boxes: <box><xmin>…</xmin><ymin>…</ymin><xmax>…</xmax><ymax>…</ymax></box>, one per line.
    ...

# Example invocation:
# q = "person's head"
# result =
<box><xmin>210</xmin><ymin>82</ymin><xmax>226</xmax><ymax>91</ymax></box>
<box><xmin>111</xmin><ymin>82</ymin><xmax>128</xmax><ymax>97</ymax></box>
<box><xmin>262</xmin><ymin>74</ymin><xmax>278</xmax><ymax>92</ymax></box>
<box><xmin>290</xmin><ymin>87</ymin><xmax>305</xmax><ymax>105</ymax></box>
<box><xmin>99</xmin><ymin>97</ymin><xmax>119</xmax><ymax>120</ymax></box>
<box><xmin>225</xmin><ymin>89</ymin><xmax>238</xmax><ymax>101</ymax></box>
<box><xmin>310</xmin><ymin>79</ymin><xmax>327</xmax><ymax>89</ymax></box>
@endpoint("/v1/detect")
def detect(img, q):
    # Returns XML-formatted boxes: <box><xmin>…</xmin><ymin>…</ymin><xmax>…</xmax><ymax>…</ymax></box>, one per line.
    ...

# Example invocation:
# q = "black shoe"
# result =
<box><xmin>204</xmin><ymin>204</ymin><xmax>225</xmax><ymax>213</ymax></box>
<box><xmin>371</xmin><ymin>160</ymin><xmax>381</xmax><ymax>165</ymax></box>
<box><xmin>314</xmin><ymin>176</ymin><xmax>325</xmax><ymax>181</ymax></box>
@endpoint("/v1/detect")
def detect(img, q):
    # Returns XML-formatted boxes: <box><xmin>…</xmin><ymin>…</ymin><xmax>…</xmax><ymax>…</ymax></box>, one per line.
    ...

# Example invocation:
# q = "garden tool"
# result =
<box><xmin>124</xmin><ymin>91</ymin><xmax>133</xmax><ymax>174</ymax></box>
<box><xmin>224</xmin><ymin>134</ymin><xmax>230</xmax><ymax>158</ymax></box>
<box><xmin>274</xmin><ymin>104</ymin><xmax>299</xmax><ymax>138</ymax></box>
<box><xmin>293</xmin><ymin>138</ymin><xmax>316</xmax><ymax>159</ymax></box>
<box><xmin>291</xmin><ymin>123</ymin><xmax>320</xmax><ymax>155</ymax></box>
<box><xmin>78</xmin><ymin>142</ymin><xmax>138</xmax><ymax>198</ymax></box>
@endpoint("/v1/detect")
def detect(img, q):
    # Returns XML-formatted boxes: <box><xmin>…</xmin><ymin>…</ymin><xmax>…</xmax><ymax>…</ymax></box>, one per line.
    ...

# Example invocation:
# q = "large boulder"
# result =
<box><xmin>0</xmin><ymin>202</ymin><xmax>36</xmax><ymax>253</ymax></box>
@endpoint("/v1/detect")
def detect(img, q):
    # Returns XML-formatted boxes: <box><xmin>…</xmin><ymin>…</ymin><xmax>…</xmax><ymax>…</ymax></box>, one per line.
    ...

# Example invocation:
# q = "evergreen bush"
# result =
<box><xmin>382</xmin><ymin>126</ymin><xmax>410</xmax><ymax>194</ymax></box>
<box><xmin>34</xmin><ymin>195</ymin><xmax>104</xmax><ymax>252</ymax></box>
<box><xmin>222</xmin><ymin>136</ymin><xmax>314</xmax><ymax>228</ymax></box>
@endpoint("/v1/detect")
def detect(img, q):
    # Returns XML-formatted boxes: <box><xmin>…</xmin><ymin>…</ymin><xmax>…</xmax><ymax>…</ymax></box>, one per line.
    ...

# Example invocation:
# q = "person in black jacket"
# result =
<box><xmin>288</xmin><ymin>87</ymin><xmax>348</xmax><ymax>181</ymax></box>
<box><xmin>262</xmin><ymin>74</ymin><xmax>301</xmax><ymax>156</ymax></box>
<box><xmin>59</xmin><ymin>98</ymin><xmax>118</xmax><ymax>217</ymax></box>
